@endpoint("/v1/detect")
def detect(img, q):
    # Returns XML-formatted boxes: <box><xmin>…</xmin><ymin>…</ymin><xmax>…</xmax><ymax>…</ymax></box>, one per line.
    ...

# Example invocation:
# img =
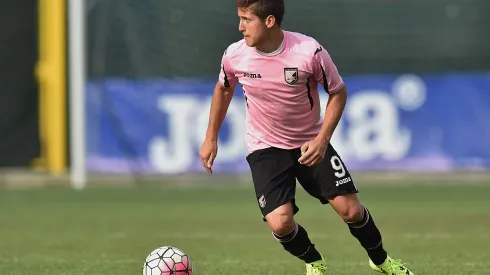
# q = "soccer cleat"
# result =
<box><xmin>305</xmin><ymin>257</ymin><xmax>327</xmax><ymax>275</ymax></box>
<box><xmin>369</xmin><ymin>256</ymin><xmax>414</xmax><ymax>275</ymax></box>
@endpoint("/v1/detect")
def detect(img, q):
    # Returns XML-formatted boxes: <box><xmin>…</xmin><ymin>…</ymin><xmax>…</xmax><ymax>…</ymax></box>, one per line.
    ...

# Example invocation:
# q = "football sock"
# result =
<box><xmin>272</xmin><ymin>222</ymin><xmax>322</xmax><ymax>263</ymax></box>
<box><xmin>347</xmin><ymin>206</ymin><xmax>387</xmax><ymax>265</ymax></box>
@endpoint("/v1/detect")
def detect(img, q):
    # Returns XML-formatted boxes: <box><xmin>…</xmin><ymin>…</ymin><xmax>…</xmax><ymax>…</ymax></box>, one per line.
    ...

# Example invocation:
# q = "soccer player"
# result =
<box><xmin>200</xmin><ymin>1</ymin><xmax>415</xmax><ymax>274</ymax></box>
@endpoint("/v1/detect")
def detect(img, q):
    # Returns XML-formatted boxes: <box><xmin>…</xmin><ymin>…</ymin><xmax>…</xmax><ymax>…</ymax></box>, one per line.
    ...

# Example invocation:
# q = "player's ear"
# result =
<box><xmin>265</xmin><ymin>15</ymin><xmax>276</xmax><ymax>28</ymax></box>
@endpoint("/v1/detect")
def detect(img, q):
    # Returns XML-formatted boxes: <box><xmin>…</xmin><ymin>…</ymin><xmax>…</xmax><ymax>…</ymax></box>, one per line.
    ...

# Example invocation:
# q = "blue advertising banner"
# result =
<box><xmin>86</xmin><ymin>73</ymin><xmax>490</xmax><ymax>174</ymax></box>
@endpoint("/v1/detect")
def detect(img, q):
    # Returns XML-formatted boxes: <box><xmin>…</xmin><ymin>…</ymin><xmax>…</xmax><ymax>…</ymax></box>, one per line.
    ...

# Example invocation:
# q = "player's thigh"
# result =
<box><xmin>295</xmin><ymin>143</ymin><xmax>358</xmax><ymax>204</ymax></box>
<box><xmin>246</xmin><ymin>147</ymin><xmax>299</xmax><ymax>220</ymax></box>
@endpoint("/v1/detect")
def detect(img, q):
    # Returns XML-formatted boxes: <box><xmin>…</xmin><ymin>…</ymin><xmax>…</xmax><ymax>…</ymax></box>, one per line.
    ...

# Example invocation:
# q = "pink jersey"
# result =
<box><xmin>218</xmin><ymin>30</ymin><xmax>345</xmax><ymax>153</ymax></box>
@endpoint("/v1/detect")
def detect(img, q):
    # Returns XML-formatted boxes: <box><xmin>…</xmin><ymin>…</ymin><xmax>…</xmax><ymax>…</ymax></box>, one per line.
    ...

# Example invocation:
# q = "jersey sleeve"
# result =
<box><xmin>218</xmin><ymin>50</ymin><xmax>238</xmax><ymax>88</ymax></box>
<box><xmin>312</xmin><ymin>45</ymin><xmax>345</xmax><ymax>94</ymax></box>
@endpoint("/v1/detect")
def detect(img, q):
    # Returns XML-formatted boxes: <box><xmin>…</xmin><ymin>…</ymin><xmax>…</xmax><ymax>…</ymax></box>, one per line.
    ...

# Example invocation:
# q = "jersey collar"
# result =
<box><xmin>255</xmin><ymin>31</ymin><xmax>286</xmax><ymax>57</ymax></box>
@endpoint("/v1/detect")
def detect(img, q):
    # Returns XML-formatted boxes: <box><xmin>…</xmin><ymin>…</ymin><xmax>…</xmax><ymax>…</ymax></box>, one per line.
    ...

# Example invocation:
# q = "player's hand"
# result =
<box><xmin>298</xmin><ymin>138</ymin><xmax>328</xmax><ymax>166</ymax></box>
<box><xmin>199</xmin><ymin>138</ymin><xmax>218</xmax><ymax>174</ymax></box>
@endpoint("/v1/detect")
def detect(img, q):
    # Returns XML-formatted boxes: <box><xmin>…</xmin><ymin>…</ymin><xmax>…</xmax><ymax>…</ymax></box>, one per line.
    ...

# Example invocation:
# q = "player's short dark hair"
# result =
<box><xmin>236</xmin><ymin>0</ymin><xmax>285</xmax><ymax>26</ymax></box>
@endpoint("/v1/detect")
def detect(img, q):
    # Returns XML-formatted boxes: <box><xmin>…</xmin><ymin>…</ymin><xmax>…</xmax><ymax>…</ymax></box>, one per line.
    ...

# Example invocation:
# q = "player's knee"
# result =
<box><xmin>330</xmin><ymin>193</ymin><xmax>365</xmax><ymax>223</ymax></box>
<box><xmin>265</xmin><ymin>203</ymin><xmax>295</xmax><ymax>236</ymax></box>
<box><xmin>338</xmin><ymin>202</ymin><xmax>364</xmax><ymax>223</ymax></box>
<box><xmin>268</xmin><ymin>215</ymin><xmax>295</xmax><ymax>236</ymax></box>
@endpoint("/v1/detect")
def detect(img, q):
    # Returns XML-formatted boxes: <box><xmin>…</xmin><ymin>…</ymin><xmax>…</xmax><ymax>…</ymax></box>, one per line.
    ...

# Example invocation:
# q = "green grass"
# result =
<box><xmin>1</xmin><ymin>182</ymin><xmax>489</xmax><ymax>274</ymax></box>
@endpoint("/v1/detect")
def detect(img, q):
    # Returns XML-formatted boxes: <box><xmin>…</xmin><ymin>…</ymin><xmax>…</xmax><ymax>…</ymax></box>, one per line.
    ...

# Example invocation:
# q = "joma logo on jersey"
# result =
<box><xmin>335</xmin><ymin>177</ymin><xmax>352</xmax><ymax>187</ymax></box>
<box><xmin>244</xmin><ymin>72</ymin><xmax>262</xmax><ymax>78</ymax></box>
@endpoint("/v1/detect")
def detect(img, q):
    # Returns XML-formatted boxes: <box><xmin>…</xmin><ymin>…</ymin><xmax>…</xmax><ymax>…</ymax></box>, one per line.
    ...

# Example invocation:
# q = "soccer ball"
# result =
<box><xmin>143</xmin><ymin>246</ymin><xmax>193</xmax><ymax>275</ymax></box>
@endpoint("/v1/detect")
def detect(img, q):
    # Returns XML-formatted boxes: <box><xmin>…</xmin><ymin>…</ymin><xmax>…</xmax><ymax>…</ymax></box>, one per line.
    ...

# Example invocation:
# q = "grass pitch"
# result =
<box><xmin>0</xmin><ymin>181</ymin><xmax>489</xmax><ymax>274</ymax></box>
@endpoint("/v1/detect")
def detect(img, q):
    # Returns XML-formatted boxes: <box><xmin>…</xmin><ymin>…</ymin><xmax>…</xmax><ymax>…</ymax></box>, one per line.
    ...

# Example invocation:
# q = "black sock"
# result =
<box><xmin>347</xmin><ymin>207</ymin><xmax>387</xmax><ymax>265</ymax></box>
<box><xmin>272</xmin><ymin>223</ymin><xmax>323</xmax><ymax>263</ymax></box>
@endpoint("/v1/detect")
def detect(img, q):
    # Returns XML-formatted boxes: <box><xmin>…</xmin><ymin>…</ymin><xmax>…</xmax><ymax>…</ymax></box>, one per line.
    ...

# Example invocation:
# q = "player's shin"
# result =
<box><xmin>346</xmin><ymin>206</ymin><xmax>388</xmax><ymax>265</ymax></box>
<box><xmin>272</xmin><ymin>222</ymin><xmax>323</xmax><ymax>263</ymax></box>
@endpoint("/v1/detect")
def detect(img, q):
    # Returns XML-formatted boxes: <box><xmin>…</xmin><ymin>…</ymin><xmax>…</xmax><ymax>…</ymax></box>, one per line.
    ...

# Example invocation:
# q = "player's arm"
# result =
<box><xmin>200</xmin><ymin>51</ymin><xmax>238</xmax><ymax>174</ymax></box>
<box><xmin>299</xmin><ymin>45</ymin><xmax>346</xmax><ymax>166</ymax></box>
<box><xmin>205</xmin><ymin>81</ymin><xmax>236</xmax><ymax>142</ymax></box>
<box><xmin>316</xmin><ymin>85</ymin><xmax>346</xmax><ymax>144</ymax></box>
<box><xmin>312</xmin><ymin>45</ymin><xmax>346</xmax><ymax>144</ymax></box>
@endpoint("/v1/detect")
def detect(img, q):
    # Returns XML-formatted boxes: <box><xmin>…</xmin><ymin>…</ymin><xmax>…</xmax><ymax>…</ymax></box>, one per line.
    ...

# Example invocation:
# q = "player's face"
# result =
<box><xmin>238</xmin><ymin>8</ymin><xmax>269</xmax><ymax>47</ymax></box>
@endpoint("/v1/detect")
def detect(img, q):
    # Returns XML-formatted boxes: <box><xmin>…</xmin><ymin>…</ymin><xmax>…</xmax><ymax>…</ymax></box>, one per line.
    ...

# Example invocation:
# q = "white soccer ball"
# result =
<box><xmin>143</xmin><ymin>246</ymin><xmax>193</xmax><ymax>275</ymax></box>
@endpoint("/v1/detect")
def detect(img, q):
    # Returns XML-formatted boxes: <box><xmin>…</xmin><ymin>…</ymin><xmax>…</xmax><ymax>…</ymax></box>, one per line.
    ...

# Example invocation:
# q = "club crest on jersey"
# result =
<box><xmin>284</xmin><ymin>67</ymin><xmax>299</xmax><ymax>85</ymax></box>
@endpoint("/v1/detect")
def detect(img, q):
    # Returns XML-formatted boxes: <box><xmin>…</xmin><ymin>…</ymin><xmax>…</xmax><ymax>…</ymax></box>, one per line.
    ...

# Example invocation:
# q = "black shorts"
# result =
<box><xmin>245</xmin><ymin>144</ymin><xmax>358</xmax><ymax>220</ymax></box>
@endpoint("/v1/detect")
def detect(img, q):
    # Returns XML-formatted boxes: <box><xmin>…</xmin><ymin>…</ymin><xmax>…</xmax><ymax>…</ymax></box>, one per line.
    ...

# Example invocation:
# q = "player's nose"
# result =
<box><xmin>238</xmin><ymin>22</ymin><xmax>245</xmax><ymax>32</ymax></box>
